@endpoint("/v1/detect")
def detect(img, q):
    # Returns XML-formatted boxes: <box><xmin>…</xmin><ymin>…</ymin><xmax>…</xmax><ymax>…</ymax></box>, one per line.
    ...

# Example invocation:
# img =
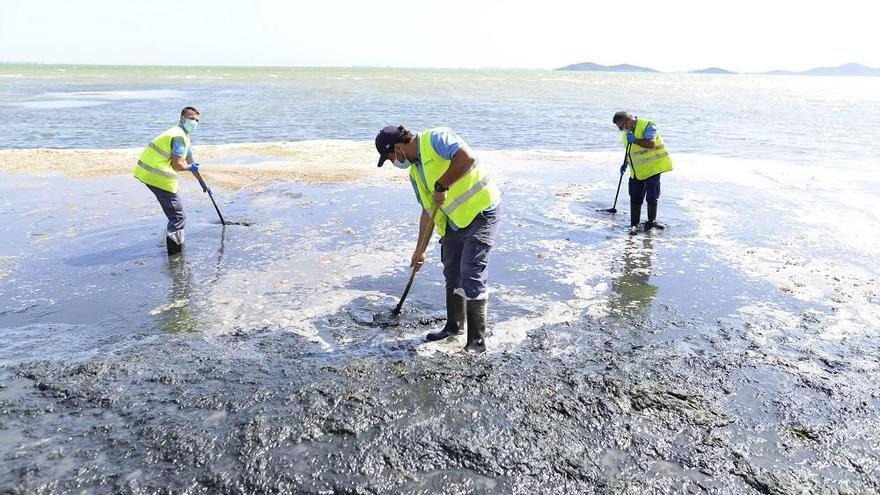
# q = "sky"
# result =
<box><xmin>0</xmin><ymin>0</ymin><xmax>876</xmax><ymax>73</ymax></box>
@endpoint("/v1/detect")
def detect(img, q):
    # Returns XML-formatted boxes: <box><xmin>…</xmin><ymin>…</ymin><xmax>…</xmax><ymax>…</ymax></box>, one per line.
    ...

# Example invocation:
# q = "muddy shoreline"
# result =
<box><xmin>4</xmin><ymin>311</ymin><xmax>877</xmax><ymax>494</ymax></box>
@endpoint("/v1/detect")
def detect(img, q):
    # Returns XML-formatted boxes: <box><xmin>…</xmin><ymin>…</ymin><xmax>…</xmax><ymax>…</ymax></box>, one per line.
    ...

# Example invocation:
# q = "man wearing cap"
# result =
<box><xmin>375</xmin><ymin>125</ymin><xmax>501</xmax><ymax>354</ymax></box>
<box><xmin>134</xmin><ymin>107</ymin><xmax>202</xmax><ymax>255</ymax></box>
<box><xmin>612</xmin><ymin>111</ymin><xmax>673</xmax><ymax>235</ymax></box>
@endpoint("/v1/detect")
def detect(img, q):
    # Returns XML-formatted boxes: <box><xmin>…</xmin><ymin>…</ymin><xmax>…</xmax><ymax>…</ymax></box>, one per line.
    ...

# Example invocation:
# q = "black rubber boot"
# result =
<box><xmin>645</xmin><ymin>202</ymin><xmax>665</xmax><ymax>230</ymax></box>
<box><xmin>464</xmin><ymin>298</ymin><xmax>487</xmax><ymax>354</ymax></box>
<box><xmin>166</xmin><ymin>234</ymin><xmax>182</xmax><ymax>255</ymax></box>
<box><xmin>426</xmin><ymin>288</ymin><xmax>466</xmax><ymax>342</ymax></box>
<box><xmin>629</xmin><ymin>202</ymin><xmax>642</xmax><ymax>235</ymax></box>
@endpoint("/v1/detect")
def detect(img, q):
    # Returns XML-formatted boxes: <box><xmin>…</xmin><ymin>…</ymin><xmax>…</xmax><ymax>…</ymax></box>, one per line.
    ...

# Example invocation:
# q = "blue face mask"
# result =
<box><xmin>392</xmin><ymin>149</ymin><xmax>411</xmax><ymax>169</ymax></box>
<box><xmin>182</xmin><ymin>119</ymin><xmax>198</xmax><ymax>134</ymax></box>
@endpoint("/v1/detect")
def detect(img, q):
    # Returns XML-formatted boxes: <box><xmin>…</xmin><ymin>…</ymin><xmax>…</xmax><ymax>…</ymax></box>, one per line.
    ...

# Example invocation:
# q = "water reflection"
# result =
<box><xmin>608</xmin><ymin>236</ymin><xmax>658</xmax><ymax>319</ymax></box>
<box><xmin>160</xmin><ymin>253</ymin><xmax>196</xmax><ymax>333</ymax></box>
<box><xmin>212</xmin><ymin>225</ymin><xmax>227</xmax><ymax>283</ymax></box>
<box><xmin>160</xmin><ymin>226</ymin><xmax>230</xmax><ymax>333</ymax></box>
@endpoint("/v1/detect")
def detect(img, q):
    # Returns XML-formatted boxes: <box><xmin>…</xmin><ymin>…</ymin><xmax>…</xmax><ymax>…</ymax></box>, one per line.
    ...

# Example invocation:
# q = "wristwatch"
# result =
<box><xmin>434</xmin><ymin>181</ymin><xmax>449</xmax><ymax>192</ymax></box>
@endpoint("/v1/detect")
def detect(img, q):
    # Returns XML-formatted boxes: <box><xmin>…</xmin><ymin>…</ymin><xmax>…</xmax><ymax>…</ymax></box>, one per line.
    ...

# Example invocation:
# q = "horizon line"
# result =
<box><xmin>1</xmin><ymin>61</ymin><xmax>877</xmax><ymax>74</ymax></box>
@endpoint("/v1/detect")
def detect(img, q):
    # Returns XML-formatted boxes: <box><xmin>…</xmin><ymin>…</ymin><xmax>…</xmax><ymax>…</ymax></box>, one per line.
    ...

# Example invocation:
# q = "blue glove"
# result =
<box><xmin>626</xmin><ymin>133</ymin><xmax>637</xmax><ymax>144</ymax></box>
<box><xmin>189</xmin><ymin>162</ymin><xmax>200</xmax><ymax>173</ymax></box>
<box><xmin>620</xmin><ymin>162</ymin><xmax>627</xmax><ymax>174</ymax></box>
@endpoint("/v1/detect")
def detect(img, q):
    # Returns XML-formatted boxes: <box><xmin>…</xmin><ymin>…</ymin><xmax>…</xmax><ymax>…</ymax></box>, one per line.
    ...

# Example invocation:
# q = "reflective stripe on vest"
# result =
<box><xmin>136</xmin><ymin>160</ymin><xmax>178</xmax><ymax>179</ymax></box>
<box><xmin>134</xmin><ymin>126</ymin><xmax>188</xmax><ymax>193</ymax></box>
<box><xmin>623</xmin><ymin>118</ymin><xmax>673</xmax><ymax>180</ymax></box>
<box><xmin>409</xmin><ymin>128</ymin><xmax>501</xmax><ymax>237</ymax></box>
<box><xmin>442</xmin><ymin>174</ymin><xmax>490</xmax><ymax>216</ymax></box>
<box><xmin>148</xmin><ymin>142</ymin><xmax>172</xmax><ymax>159</ymax></box>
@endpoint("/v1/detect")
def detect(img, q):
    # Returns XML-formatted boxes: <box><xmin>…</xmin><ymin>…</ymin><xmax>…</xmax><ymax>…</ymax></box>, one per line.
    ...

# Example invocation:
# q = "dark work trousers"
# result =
<box><xmin>439</xmin><ymin>206</ymin><xmax>501</xmax><ymax>300</ymax></box>
<box><xmin>146</xmin><ymin>183</ymin><xmax>185</xmax><ymax>232</ymax></box>
<box><xmin>628</xmin><ymin>174</ymin><xmax>661</xmax><ymax>205</ymax></box>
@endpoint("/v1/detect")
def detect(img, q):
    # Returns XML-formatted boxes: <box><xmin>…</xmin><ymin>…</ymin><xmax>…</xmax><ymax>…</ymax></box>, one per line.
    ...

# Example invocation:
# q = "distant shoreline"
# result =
<box><xmin>556</xmin><ymin>61</ymin><xmax>880</xmax><ymax>77</ymax></box>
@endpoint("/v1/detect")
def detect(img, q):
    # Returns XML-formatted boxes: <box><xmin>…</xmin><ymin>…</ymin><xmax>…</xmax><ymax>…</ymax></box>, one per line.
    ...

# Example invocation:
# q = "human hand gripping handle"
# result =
<box><xmin>410</xmin><ymin>249</ymin><xmax>426</xmax><ymax>271</ymax></box>
<box><xmin>626</xmin><ymin>132</ymin><xmax>637</xmax><ymax>144</ymax></box>
<box><xmin>190</xmin><ymin>163</ymin><xmax>208</xmax><ymax>193</ymax></box>
<box><xmin>620</xmin><ymin>161</ymin><xmax>628</xmax><ymax>175</ymax></box>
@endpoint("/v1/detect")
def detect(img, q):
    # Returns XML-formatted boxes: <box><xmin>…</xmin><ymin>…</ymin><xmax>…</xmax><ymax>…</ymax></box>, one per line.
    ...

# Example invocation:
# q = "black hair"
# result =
<box><xmin>612</xmin><ymin>111</ymin><xmax>632</xmax><ymax>124</ymax></box>
<box><xmin>396</xmin><ymin>125</ymin><xmax>414</xmax><ymax>144</ymax></box>
<box><xmin>181</xmin><ymin>106</ymin><xmax>200</xmax><ymax>116</ymax></box>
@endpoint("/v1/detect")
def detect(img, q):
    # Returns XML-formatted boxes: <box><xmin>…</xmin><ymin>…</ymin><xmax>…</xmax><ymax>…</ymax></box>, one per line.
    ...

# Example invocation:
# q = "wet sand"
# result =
<box><xmin>1</xmin><ymin>146</ymin><xmax>879</xmax><ymax>493</ymax></box>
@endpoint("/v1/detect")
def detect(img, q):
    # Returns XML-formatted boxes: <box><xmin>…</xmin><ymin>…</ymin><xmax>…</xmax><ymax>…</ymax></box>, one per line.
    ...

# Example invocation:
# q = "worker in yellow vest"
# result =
<box><xmin>375</xmin><ymin>125</ymin><xmax>502</xmax><ymax>354</ymax></box>
<box><xmin>612</xmin><ymin>111</ymin><xmax>673</xmax><ymax>235</ymax></box>
<box><xmin>134</xmin><ymin>107</ymin><xmax>202</xmax><ymax>255</ymax></box>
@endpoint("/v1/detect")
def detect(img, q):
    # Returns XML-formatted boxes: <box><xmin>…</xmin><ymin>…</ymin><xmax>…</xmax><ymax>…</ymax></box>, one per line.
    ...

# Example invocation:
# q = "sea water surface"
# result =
<box><xmin>2</xmin><ymin>64</ymin><xmax>878</xmax><ymax>165</ymax></box>
<box><xmin>1</xmin><ymin>65</ymin><xmax>879</xmax><ymax>493</ymax></box>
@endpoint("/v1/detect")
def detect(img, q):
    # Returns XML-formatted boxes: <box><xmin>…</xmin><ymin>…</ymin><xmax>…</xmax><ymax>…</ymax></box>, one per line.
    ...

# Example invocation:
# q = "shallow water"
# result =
<box><xmin>1</xmin><ymin>150</ymin><xmax>879</xmax><ymax>493</ymax></box>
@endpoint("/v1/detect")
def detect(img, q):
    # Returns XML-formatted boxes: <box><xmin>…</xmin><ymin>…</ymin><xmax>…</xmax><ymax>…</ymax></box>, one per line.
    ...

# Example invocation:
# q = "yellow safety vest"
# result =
<box><xmin>134</xmin><ymin>126</ymin><xmax>189</xmax><ymax>193</ymax></box>
<box><xmin>623</xmin><ymin>118</ymin><xmax>673</xmax><ymax>180</ymax></box>
<box><xmin>410</xmin><ymin>128</ymin><xmax>501</xmax><ymax>237</ymax></box>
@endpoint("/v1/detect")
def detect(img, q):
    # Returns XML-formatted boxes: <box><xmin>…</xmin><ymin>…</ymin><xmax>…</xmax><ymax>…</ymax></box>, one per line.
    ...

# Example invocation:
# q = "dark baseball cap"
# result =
<box><xmin>375</xmin><ymin>125</ymin><xmax>403</xmax><ymax>167</ymax></box>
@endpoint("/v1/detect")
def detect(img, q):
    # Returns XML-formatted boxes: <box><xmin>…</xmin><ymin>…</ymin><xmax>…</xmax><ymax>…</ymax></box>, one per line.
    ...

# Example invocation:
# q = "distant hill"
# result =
<box><xmin>799</xmin><ymin>63</ymin><xmax>880</xmax><ymax>76</ymax></box>
<box><xmin>556</xmin><ymin>62</ymin><xmax>658</xmax><ymax>73</ymax></box>
<box><xmin>761</xmin><ymin>63</ymin><xmax>879</xmax><ymax>76</ymax></box>
<box><xmin>691</xmin><ymin>67</ymin><xmax>737</xmax><ymax>74</ymax></box>
<box><xmin>557</xmin><ymin>61</ymin><xmax>880</xmax><ymax>76</ymax></box>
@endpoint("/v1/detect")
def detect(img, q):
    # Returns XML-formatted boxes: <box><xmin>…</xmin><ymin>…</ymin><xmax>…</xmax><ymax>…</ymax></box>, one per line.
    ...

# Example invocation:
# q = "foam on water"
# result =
<box><xmin>12</xmin><ymin>99</ymin><xmax>110</xmax><ymax>109</ymax></box>
<box><xmin>43</xmin><ymin>89</ymin><xmax>186</xmax><ymax>100</ymax></box>
<box><xmin>674</xmin><ymin>154</ymin><xmax>880</xmax><ymax>343</ymax></box>
<box><xmin>9</xmin><ymin>89</ymin><xmax>187</xmax><ymax>110</ymax></box>
<box><xmin>198</xmin><ymin>232</ymin><xmax>407</xmax><ymax>349</ymax></box>
<box><xmin>0</xmin><ymin>256</ymin><xmax>16</xmax><ymax>279</ymax></box>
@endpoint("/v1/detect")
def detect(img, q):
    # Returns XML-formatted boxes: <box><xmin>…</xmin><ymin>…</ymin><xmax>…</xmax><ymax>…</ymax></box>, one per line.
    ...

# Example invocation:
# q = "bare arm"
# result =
<box><xmin>410</xmin><ymin>207</ymin><xmax>434</xmax><ymax>270</ymax></box>
<box><xmin>432</xmin><ymin>145</ymin><xmax>477</xmax><ymax>205</ymax></box>
<box><xmin>417</xmin><ymin>208</ymin><xmax>433</xmax><ymax>249</ymax></box>
<box><xmin>436</xmin><ymin>145</ymin><xmax>476</xmax><ymax>189</ymax></box>
<box><xmin>171</xmin><ymin>155</ymin><xmax>190</xmax><ymax>171</ymax></box>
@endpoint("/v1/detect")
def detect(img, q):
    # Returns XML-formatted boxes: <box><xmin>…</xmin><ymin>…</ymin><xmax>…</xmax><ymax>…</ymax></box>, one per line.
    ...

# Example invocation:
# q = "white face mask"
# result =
<box><xmin>182</xmin><ymin>119</ymin><xmax>198</xmax><ymax>134</ymax></box>
<box><xmin>392</xmin><ymin>149</ymin><xmax>411</xmax><ymax>169</ymax></box>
